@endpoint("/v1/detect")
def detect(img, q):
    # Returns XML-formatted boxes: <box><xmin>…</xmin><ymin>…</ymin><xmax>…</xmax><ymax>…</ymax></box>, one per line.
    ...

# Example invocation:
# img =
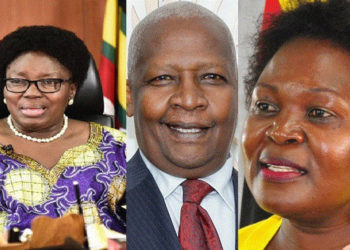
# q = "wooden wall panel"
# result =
<box><xmin>0</xmin><ymin>0</ymin><xmax>106</xmax><ymax>67</ymax></box>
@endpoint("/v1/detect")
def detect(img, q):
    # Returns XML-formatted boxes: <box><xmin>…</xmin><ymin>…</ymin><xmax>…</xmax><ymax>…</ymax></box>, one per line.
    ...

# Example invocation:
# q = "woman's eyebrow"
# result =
<box><xmin>256</xmin><ymin>84</ymin><xmax>342</xmax><ymax>97</ymax></box>
<box><xmin>309</xmin><ymin>87</ymin><xmax>339</xmax><ymax>95</ymax></box>
<box><xmin>255</xmin><ymin>82</ymin><xmax>278</xmax><ymax>92</ymax></box>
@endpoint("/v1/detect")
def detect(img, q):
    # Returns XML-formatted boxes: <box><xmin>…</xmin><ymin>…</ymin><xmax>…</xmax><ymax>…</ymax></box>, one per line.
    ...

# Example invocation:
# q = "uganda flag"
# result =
<box><xmin>99</xmin><ymin>0</ymin><xmax>126</xmax><ymax>129</ymax></box>
<box><xmin>263</xmin><ymin>0</ymin><xmax>329</xmax><ymax>30</ymax></box>
<box><xmin>261</xmin><ymin>0</ymin><xmax>282</xmax><ymax>31</ymax></box>
<box><xmin>279</xmin><ymin>0</ymin><xmax>328</xmax><ymax>11</ymax></box>
<box><xmin>262</xmin><ymin>0</ymin><xmax>328</xmax><ymax>31</ymax></box>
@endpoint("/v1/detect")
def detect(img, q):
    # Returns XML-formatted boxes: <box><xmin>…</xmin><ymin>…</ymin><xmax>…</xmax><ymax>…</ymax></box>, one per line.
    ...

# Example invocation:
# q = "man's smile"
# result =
<box><xmin>160</xmin><ymin>119</ymin><xmax>215</xmax><ymax>140</ymax></box>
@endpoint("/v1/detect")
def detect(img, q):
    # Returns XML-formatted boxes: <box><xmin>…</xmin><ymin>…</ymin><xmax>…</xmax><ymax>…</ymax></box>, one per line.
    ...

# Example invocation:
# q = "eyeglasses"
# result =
<box><xmin>3</xmin><ymin>78</ymin><xmax>72</xmax><ymax>93</ymax></box>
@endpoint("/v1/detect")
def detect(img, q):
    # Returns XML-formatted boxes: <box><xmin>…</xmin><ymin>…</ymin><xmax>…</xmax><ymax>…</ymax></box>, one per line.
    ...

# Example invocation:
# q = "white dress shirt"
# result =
<box><xmin>140</xmin><ymin>151</ymin><xmax>236</xmax><ymax>250</ymax></box>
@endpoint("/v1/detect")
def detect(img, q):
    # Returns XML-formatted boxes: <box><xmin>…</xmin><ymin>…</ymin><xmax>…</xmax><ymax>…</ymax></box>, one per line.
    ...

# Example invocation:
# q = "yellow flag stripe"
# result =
<box><xmin>117</xmin><ymin>6</ymin><xmax>126</xmax><ymax>110</ymax></box>
<box><xmin>279</xmin><ymin>0</ymin><xmax>328</xmax><ymax>12</ymax></box>
<box><xmin>103</xmin><ymin>0</ymin><xmax>117</xmax><ymax>47</ymax></box>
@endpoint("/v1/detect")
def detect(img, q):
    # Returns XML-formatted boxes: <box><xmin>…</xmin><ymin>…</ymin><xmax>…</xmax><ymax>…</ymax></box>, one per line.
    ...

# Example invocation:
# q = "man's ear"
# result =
<box><xmin>126</xmin><ymin>79</ymin><xmax>134</xmax><ymax>117</ymax></box>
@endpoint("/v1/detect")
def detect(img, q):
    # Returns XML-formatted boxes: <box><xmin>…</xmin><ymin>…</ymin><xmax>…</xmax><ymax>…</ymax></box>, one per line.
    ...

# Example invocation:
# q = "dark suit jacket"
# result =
<box><xmin>127</xmin><ymin>150</ymin><xmax>238</xmax><ymax>250</ymax></box>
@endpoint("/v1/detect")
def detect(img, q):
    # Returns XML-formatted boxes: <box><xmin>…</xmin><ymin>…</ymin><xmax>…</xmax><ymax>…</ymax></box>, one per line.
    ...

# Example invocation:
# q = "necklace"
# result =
<box><xmin>7</xmin><ymin>114</ymin><xmax>68</xmax><ymax>143</ymax></box>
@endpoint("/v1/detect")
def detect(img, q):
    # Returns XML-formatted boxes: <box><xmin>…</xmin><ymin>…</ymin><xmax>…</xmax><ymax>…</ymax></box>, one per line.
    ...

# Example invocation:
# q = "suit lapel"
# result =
<box><xmin>127</xmin><ymin>151</ymin><xmax>181</xmax><ymax>250</ymax></box>
<box><xmin>127</xmin><ymin>151</ymin><xmax>238</xmax><ymax>250</ymax></box>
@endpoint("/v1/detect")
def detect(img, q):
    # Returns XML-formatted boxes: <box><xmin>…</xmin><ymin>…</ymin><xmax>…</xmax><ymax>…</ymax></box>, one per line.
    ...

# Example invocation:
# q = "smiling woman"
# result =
<box><xmin>0</xmin><ymin>26</ymin><xmax>126</xmax><ymax>245</ymax></box>
<box><xmin>245</xmin><ymin>37</ymin><xmax>350</xmax><ymax>217</ymax></box>
<box><xmin>239</xmin><ymin>0</ymin><xmax>350</xmax><ymax>249</ymax></box>
<box><xmin>4</xmin><ymin>52</ymin><xmax>75</xmax><ymax>136</ymax></box>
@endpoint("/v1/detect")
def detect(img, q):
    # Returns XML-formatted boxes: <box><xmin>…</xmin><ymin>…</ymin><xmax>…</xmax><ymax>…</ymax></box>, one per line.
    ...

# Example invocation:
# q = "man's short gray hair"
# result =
<box><xmin>128</xmin><ymin>1</ymin><xmax>236</xmax><ymax>81</ymax></box>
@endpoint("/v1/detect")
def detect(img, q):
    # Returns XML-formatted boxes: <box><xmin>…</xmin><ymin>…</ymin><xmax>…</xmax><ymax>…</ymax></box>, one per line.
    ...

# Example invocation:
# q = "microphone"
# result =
<box><xmin>73</xmin><ymin>181</ymin><xmax>90</xmax><ymax>249</ymax></box>
<box><xmin>1</xmin><ymin>144</ymin><xmax>13</xmax><ymax>154</ymax></box>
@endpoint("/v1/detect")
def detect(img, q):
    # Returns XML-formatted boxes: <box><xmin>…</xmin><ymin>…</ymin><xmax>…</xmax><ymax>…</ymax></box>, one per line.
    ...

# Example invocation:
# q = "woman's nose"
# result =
<box><xmin>23</xmin><ymin>82</ymin><xmax>42</xmax><ymax>97</ymax></box>
<box><xmin>265</xmin><ymin>117</ymin><xmax>306</xmax><ymax>145</ymax></box>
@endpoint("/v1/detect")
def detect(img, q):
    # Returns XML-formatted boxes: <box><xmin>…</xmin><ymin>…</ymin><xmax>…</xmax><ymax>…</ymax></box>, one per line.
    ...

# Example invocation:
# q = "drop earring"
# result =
<box><xmin>3</xmin><ymin>99</ymin><xmax>6</xmax><ymax>104</ymax></box>
<box><xmin>68</xmin><ymin>99</ymin><xmax>74</xmax><ymax>106</ymax></box>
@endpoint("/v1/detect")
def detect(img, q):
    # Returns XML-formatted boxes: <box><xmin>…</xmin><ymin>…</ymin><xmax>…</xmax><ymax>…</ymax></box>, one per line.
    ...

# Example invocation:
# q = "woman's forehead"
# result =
<box><xmin>6</xmin><ymin>52</ymin><xmax>70</xmax><ymax>78</ymax></box>
<box><xmin>258</xmin><ymin>38</ymin><xmax>350</xmax><ymax>93</ymax></box>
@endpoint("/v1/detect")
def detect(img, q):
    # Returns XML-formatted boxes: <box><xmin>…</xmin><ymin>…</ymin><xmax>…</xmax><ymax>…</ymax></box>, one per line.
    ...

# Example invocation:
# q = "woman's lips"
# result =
<box><xmin>20</xmin><ymin>108</ymin><xmax>46</xmax><ymax>117</ymax></box>
<box><xmin>259</xmin><ymin>158</ymin><xmax>307</xmax><ymax>182</ymax></box>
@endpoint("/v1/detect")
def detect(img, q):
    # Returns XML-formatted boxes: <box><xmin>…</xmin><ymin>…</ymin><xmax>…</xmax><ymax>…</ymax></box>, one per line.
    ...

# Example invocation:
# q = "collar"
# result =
<box><xmin>139</xmin><ymin>150</ymin><xmax>235</xmax><ymax>212</ymax></box>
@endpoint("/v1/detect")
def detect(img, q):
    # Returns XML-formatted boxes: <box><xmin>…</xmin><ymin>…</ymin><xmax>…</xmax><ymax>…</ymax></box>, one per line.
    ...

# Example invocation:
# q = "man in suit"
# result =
<box><xmin>126</xmin><ymin>2</ymin><xmax>238</xmax><ymax>249</ymax></box>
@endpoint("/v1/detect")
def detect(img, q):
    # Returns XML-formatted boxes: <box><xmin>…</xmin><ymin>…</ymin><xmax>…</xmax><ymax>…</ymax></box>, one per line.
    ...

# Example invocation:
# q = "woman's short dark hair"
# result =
<box><xmin>245</xmin><ymin>0</ymin><xmax>350</xmax><ymax>106</ymax></box>
<box><xmin>0</xmin><ymin>25</ymin><xmax>90</xmax><ymax>88</ymax></box>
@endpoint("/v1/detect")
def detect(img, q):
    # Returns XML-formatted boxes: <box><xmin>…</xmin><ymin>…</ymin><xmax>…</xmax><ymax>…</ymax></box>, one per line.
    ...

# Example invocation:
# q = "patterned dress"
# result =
<box><xmin>0</xmin><ymin>122</ymin><xmax>126</xmax><ymax>234</ymax></box>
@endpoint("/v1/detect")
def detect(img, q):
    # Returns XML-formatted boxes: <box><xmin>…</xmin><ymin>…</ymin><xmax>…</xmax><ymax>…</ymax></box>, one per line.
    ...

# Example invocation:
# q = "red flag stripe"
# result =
<box><xmin>262</xmin><ymin>0</ymin><xmax>282</xmax><ymax>31</ymax></box>
<box><xmin>99</xmin><ymin>55</ymin><xmax>115</xmax><ymax>102</ymax></box>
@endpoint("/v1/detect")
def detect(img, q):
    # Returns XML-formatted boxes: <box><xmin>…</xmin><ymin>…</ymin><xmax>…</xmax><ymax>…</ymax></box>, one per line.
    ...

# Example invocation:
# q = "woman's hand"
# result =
<box><xmin>0</xmin><ymin>230</ymin><xmax>8</xmax><ymax>245</ymax></box>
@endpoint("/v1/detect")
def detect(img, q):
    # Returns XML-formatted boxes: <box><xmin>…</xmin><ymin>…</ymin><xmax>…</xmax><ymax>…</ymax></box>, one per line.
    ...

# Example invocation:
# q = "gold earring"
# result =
<box><xmin>68</xmin><ymin>99</ymin><xmax>74</xmax><ymax>106</ymax></box>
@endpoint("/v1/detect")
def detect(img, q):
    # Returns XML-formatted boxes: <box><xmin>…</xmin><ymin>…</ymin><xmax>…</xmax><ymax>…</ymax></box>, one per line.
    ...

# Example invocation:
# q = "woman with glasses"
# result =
<box><xmin>0</xmin><ymin>26</ymin><xmax>126</xmax><ymax>241</ymax></box>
